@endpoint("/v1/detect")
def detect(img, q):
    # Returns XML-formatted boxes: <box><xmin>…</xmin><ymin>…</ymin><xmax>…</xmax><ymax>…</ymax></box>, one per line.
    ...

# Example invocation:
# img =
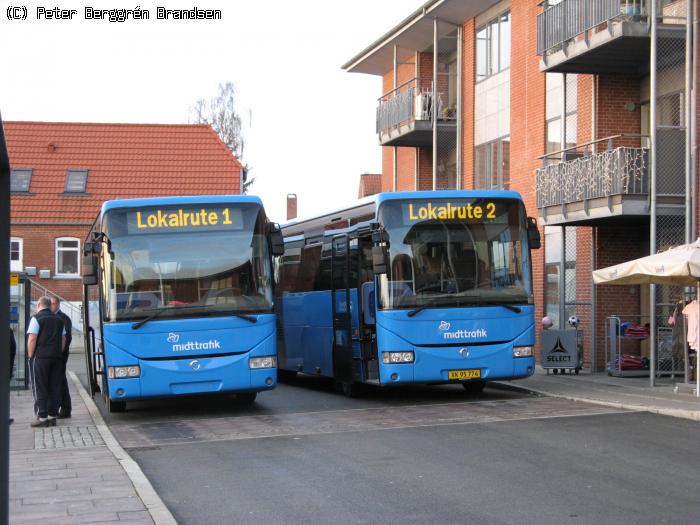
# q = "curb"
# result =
<box><xmin>491</xmin><ymin>380</ymin><xmax>700</xmax><ymax>422</ymax></box>
<box><xmin>68</xmin><ymin>371</ymin><xmax>178</xmax><ymax>525</ymax></box>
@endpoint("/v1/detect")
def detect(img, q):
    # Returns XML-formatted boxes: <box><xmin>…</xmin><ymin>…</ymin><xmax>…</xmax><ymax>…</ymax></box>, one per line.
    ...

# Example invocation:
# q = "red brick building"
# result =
<box><xmin>344</xmin><ymin>0</ymin><xmax>697</xmax><ymax>371</ymax></box>
<box><xmin>7</xmin><ymin>121</ymin><xmax>243</xmax><ymax>302</ymax></box>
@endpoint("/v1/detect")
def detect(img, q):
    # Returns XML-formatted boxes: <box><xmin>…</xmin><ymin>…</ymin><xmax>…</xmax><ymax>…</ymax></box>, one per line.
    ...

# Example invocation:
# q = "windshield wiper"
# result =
<box><xmin>407</xmin><ymin>297</ymin><xmax>444</xmax><ymax>317</ymax></box>
<box><xmin>131</xmin><ymin>305</ymin><xmax>258</xmax><ymax>329</ymax></box>
<box><xmin>498</xmin><ymin>304</ymin><xmax>522</xmax><ymax>313</ymax></box>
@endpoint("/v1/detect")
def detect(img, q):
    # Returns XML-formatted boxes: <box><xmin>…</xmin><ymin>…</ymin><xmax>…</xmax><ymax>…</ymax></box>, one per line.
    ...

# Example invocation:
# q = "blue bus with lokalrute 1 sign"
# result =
<box><xmin>82</xmin><ymin>195</ymin><xmax>284</xmax><ymax>412</ymax></box>
<box><xmin>274</xmin><ymin>190</ymin><xmax>540</xmax><ymax>396</ymax></box>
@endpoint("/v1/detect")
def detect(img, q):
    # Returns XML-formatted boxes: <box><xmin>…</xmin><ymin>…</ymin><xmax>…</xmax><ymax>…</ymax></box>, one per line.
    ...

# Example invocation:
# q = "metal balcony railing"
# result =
<box><xmin>537</xmin><ymin>0</ymin><xmax>687</xmax><ymax>56</ymax></box>
<box><xmin>536</xmin><ymin>135</ymin><xmax>649</xmax><ymax>208</ymax></box>
<box><xmin>376</xmin><ymin>77</ymin><xmax>456</xmax><ymax>135</ymax></box>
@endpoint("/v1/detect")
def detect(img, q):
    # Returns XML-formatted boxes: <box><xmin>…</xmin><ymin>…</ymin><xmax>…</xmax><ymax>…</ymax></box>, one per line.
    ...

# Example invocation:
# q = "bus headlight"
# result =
<box><xmin>513</xmin><ymin>346</ymin><xmax>533</xmax><ymax>358</ymax></box>
<box><xmin>108</xmin><ymin>365</ymin><xmax>141</xmax><ymax>379</ymax></box>
<box><xmin>249</xmin><ymin>356</ymin><xmax>277</xmax><ymax>369</ymax></box>
<box><xmin>382</xmin><ymin>351</ymin><xmax>414</xmax><ymax>364</ymax></box>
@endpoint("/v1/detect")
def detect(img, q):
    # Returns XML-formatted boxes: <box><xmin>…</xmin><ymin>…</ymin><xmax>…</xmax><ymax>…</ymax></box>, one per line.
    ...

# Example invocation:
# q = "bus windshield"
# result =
<box><xmin>102</xmin><ymin>203</ymin><xmax>273</xmax><ymax>322</ymax></box>
<box><xmin>376</xmin><ymin>198</ymin><xmax>533</xmax><ymax>311</ymax></box>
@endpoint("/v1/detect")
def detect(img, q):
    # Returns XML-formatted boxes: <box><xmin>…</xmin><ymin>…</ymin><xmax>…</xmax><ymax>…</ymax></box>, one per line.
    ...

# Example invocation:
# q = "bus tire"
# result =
<box><xmin>277</xmin><ymin>370</ymin><xmax>297</xmax><ymax>382</ymax></box>
<box><xmin>107</xmin><ymin>398</ymin><xmax>126</xmax><ymax>413</ymax></box>
<box><xmin>340</xmin><ymin>381</ymin><xmax>359</xmax><ymax>398</ymax></box>
<box><xmin>462</xmin><ymin>380</ymin><xmax>486</xmax><ymax>395</ymax></box>
<box><xmin>236</xmin><ymin>392</ymin><xmax>257</xmax><ymax>406</ymax></box>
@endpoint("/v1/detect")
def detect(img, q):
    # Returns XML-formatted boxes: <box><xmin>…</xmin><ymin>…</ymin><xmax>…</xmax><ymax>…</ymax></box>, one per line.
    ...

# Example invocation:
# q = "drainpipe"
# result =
<box><xmin>433</xmin><ymin>17</ymin><xmax>438</xmax><ymax>191</ymax></box>
<box><xmin>591</xmin><ymin>74</ymin><xmax>597</xmax><ymax>372</ymax></box>
<box><xmin>686</xmin><ymin>0</ymin><xmax>692</xmax><ymax>244</ymax></box>
<box><xmin>456</xmin><ymin>24</ymin><xmax>463</xmax><ymax>190</ymax></box>
<box><xmin>649</xmin><ymin>0</ymin><xmax>657</xmax><ymax>387</ymax></box>
<box><xmin>393</xmin><ymin>44</ymin><xmax>398</xmax><ymax>192</ymax></box>
<box><xmin>692</xmin><ymin>0</ymin><xmax>698</xmax><ymax>239</ymax></box>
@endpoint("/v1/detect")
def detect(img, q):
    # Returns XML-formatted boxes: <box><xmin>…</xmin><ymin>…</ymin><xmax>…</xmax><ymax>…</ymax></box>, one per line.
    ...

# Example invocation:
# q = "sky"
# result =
<box><xmin>0</xmin><ymin>0</ymin><xmax>425</xmax><ymax>222</ymax></box>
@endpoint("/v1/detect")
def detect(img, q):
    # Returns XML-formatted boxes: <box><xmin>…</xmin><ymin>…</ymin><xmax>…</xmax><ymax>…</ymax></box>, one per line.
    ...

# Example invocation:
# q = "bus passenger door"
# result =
<box><xmin>331</xmin><ymin>234</ymin><xmax>353</xmax><ymax>385</ymax></box>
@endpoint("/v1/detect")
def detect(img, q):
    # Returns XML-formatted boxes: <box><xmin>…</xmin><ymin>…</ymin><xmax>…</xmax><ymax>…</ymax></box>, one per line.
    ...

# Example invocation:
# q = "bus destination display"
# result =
<box><xmin>126</xmin><ymin>206</ymin><xmax>243</xmax><ymax>234</ymax></box>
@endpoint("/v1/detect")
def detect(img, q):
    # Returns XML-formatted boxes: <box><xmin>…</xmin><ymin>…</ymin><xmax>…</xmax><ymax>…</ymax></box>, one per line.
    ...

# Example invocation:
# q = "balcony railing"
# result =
<box><xmin>376</xmin><ymin>77</ymin><xmax>456</xmax><ymax>136</ymax></box>
<box><xmin>536</xmin><ymin>135</ymin><xmax>649</xmax><ymax>209</ymax></box>
<box><xmin>538</xmin><ymin>0</ymin><xmax>687</xmax><ymax>57</ymax></box>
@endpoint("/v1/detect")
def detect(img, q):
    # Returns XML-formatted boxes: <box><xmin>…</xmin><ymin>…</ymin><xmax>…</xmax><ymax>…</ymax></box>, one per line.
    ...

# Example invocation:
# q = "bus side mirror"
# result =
<box><xmin>372</xmin><ymin>245</ymin><xmax>389</xmax><ymax>275</ymax></box>
<box><xmin>527</xmin><ymin>217</ymin><xmax>541</xmax><ymax>250</ymax></box>
<box><xmin>270</xmin><ymin>224</ymin><xmax>285</xmax><ymax>256</ymax></box>
<box><xmin>361</xmin><ymin>281</ymin><xmax>376</xmax><ymax>325</ymax></box>
<box><xmin>82</xmin><ymin>255</ymin><xmax>98</xmax><ymax>286</ymax></box>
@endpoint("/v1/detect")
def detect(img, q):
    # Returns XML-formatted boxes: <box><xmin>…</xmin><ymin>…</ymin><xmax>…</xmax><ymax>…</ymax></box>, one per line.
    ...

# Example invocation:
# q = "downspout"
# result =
<box><xmin>649</xmin><ymin>0</ymin><xmax>657</xmax><ymax>387</ymax></box>
<box><xmin>692</xmin><ymin>0</ymin><xmax>698</xmax><ymax>239</ymax></box>
<box><xmin>393</xmin><ymin>44</ymin><xmax>398</xmax><ymax>192</ymax></box>
<box><xmin>432</xmin><ymin>17</ymin><xmax>439</xmax><ymax>191</ymax></box>
<box><xmin>456</xmin><ymin>24</ymin><xmax>463</xmax><ymax>190</ymax></box>
<box><xmin>591</xmin><ymin>74</ymin><xmax>597</xmax><ymax>372</ymax></box>
<box><xmin>686</xmin><ymin>0</ymin><xmax>692</xmax><ymax>244</ymax></box>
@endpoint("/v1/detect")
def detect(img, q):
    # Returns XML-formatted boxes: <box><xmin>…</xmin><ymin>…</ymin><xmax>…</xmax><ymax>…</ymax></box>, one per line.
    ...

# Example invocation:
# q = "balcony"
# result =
<box><xmin>536</xmin><ymin>135</ymin><xmax>652</xmax><ymax>225</ymax></box>
<box><xmin>537</xmin><ymin>0</ymin><xmax>687</xmax><ymax>75</ymax></box>
<box><xmin>376</xmin><ymin>77</ymin><xmax>457</xmax><ymax>147</ymax></box>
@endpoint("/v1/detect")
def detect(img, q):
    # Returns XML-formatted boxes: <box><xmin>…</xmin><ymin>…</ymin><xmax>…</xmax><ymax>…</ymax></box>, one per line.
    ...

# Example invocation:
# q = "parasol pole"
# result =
<box><xmin>696</xmin><ymin>282</ymin><xmax>699</xmax><ymax>397</ymax></box>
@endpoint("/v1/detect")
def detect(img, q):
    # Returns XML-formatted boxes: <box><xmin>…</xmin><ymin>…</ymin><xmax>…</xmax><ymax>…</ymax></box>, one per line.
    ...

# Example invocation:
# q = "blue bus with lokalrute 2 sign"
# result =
<box><xmin>82</xmin><ymin>195</ymin><xmax>284</xmax><ymax>412</ymax></box>
<box><xmin>274</xmin><ymin>190</ymin><xmax>540</xmax><ymax>396</ymax></box>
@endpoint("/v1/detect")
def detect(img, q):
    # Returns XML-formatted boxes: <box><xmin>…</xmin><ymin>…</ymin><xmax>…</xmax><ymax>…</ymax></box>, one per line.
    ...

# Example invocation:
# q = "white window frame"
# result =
<box><xmin>55</xmin><ymin>237</ymin><xmax>81</xmax><ymax>278</ymax></box>
<box><xmin>10</xmin><ymin>238</ymin><xmax>23</xmax><ymax>272</ymax></box>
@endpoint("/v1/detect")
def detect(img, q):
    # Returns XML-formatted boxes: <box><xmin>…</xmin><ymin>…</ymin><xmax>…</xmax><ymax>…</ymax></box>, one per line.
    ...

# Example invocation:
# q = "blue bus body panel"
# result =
<box><xmin>376</xmin><ymin>306</ymin><xmax>535</xmax><ymax>385</ymax></box>
<box><xmin>282</xmin><ymin>291</ymin><xmax>333</xmax><ymax>376</ymax></box>
<box><xmin>102</xmin><ymin>314</ymin><xmax>277</xmax><ymax>400</ymax></box>
<box><xmin>280</xmin><ymin>289</ymin><xmax>359</xmax><ymax>376</ymax></box>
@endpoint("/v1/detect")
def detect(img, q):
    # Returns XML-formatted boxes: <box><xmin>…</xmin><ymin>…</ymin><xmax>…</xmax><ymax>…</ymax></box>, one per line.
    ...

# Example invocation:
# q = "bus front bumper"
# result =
<box><xmin>377</xmin><ymin>345</ymin><xmax>535</xmax><ymax>386</ymax></box>
<box><xmin>106</xmin><ymin>352</ymin><xmax>277</xmax><ymax>401</ymax></box>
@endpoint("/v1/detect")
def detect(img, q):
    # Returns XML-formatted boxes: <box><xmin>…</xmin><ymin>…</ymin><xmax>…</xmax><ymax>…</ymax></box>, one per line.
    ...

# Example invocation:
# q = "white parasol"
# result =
<box><xmin>593</xmin><ymin>239</ymin><xmax>700</xmax><ymax>396</ymax></box>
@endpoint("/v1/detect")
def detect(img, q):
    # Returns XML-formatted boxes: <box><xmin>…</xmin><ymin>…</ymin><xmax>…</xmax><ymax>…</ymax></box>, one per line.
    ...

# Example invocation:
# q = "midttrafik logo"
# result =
<box><xmin>167</xmin><ymin>333</ymin><xmax>180</xmax><ymax>343</ymax></box>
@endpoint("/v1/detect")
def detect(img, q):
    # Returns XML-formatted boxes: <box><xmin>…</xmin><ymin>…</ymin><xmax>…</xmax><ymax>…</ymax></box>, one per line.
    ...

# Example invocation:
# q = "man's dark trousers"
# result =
<box><xmin>56</xmin><ymin>310</ymin><xmax>72</xmax><ymax>416</ymax></box>
<box><xmin>31</xmin><ymin>357</ymin><xmax>62</xmax><ymax>418</ymax></box>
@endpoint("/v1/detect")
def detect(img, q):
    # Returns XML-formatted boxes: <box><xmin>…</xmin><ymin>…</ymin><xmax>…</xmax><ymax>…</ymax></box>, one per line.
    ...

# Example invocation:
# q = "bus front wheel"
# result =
<box><xmin>236</xmin><ymin>392</ymin><xmax>257</xmax><ymax>406</ymax></box>
<box><xmin>462</xmin><ymin>380</ymin><xmax>486</xmax><ymax>395</ymax></box>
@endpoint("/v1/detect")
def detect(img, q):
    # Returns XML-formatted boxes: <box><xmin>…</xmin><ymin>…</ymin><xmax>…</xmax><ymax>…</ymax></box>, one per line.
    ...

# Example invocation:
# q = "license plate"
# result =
<box><xmin>448</xmin><ymin>369</ymin><xmax>481</xmax><ymax>380</ymax></box>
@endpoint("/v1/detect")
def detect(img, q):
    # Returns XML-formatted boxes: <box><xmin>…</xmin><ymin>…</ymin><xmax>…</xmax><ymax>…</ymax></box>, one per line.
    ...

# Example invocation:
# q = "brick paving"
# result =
<box><xmin>9</xmin><ymin>370</ymin><xmax>154</xmax><ymax>524</ymax></box>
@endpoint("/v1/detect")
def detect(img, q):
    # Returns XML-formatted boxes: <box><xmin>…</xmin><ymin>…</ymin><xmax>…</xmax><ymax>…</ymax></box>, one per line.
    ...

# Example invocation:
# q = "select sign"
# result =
<box><xmin>540</xmin><ymin>330</ymin><xmax>582</xmax><ymax>370</ymax></box>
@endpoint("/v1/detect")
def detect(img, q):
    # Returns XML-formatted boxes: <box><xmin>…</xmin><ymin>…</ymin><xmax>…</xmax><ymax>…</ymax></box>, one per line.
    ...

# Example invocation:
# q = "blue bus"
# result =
<box><xmin>82</xmin><ymin>195</ymin><xmax>284</xmax><ymax>412</ymax></box>
<box><xmin>274</xmin><ymin>190</ymin><xmax>540</xmax><ymax>396</ymax></box>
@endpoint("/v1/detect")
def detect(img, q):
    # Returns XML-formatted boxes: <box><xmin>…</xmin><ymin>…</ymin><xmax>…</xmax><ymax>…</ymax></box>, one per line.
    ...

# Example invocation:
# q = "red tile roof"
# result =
<box><xmin>6</xmin><ymin>121</ymin><xmax>242</xmax><ymax>223</ymax></box>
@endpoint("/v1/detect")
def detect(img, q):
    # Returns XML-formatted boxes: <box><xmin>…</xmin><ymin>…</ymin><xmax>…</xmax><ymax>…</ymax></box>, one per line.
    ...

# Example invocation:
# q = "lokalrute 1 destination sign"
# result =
<box><xmin>126</xmin><ymin>206</ymin><xmax>243</xmax><ymax>234</ymax></box>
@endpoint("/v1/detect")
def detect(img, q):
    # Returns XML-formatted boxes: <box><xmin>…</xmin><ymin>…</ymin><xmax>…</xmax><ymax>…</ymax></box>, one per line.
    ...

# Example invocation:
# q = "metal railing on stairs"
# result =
<box><xmin>29</xmin><ymin>279</ymin><xmax>83</xmax><ymax>336</ymax></box>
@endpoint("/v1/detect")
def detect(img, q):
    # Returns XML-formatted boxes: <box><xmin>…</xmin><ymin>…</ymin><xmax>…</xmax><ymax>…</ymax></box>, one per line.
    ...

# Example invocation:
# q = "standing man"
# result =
<box><xmin>50</xmin><ymin>297</ymin><xmax>72</xmax><ymax>418</ymax></box>
<box><xmin>27</xmin><ymin>296</ymin><xmax>65</xmax><ymax>428</ymax></box>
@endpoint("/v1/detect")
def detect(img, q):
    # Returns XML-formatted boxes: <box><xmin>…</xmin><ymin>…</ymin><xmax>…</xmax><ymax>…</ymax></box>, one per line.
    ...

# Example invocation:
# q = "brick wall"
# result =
<box><xmin>12</xmin><ymin>224</ymin><xmax>91</xmax><ymax>301</ymax></box>
<box><xmin>510</xmin><ymin>0</ymin><xmax>546</xmax><ymax>358</ymax></box>
<box><xmin>593</xmin><ymin>224</ymin><xmax>648</xmax><ymax>369</ymax></box>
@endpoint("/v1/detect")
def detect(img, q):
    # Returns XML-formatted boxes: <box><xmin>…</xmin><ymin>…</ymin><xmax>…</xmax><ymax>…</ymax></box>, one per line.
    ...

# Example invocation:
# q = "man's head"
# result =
<box><xmin>50</xmin><ymin>296</ymin><xmax>61</xmax><ymax>313</ymax></box>
<box><xmin>37</xmin><ymin>296</ymin><xmax>52</xmax><ymax>311</ymax></box>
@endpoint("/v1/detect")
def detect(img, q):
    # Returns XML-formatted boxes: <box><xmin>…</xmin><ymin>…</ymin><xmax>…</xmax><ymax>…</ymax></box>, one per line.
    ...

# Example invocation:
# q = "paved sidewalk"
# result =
<box><xmin>495</xmin><ymin>366</ymin><xmax>700</xmax><ymax>421</ymax></box>
<box><xmin>9</xmin><ymin>370</ymin><xmax>155</xmax><ymax>524</ymax></box>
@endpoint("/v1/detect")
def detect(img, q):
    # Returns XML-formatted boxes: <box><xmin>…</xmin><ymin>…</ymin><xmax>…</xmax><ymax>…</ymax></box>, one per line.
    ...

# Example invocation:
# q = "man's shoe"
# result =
<box><xmin>48</xmin><ymin>417</ymin><xmax>57</xmax><ymax>426</ymax></box>
<box><xmin>30</xmin><ymin>418</ymin><xmax>50</xmax><ymax>428</ymax></box>
<box><xmin>57</xmin><ymin>412</ymin><xmax>71</xmax><ymax>419</ymax></box>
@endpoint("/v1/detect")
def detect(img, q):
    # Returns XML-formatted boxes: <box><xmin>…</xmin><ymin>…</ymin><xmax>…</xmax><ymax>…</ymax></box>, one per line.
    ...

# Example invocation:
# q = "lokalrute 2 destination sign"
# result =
<box><xmin>402</xmin><ymin>200</ymin><xmax>511</xmax><ymax>223</ymax></box>
<box><xmin>126</xmin><ymin>206</ymin><xmax>243</xmax><ymax>234</ymax></box>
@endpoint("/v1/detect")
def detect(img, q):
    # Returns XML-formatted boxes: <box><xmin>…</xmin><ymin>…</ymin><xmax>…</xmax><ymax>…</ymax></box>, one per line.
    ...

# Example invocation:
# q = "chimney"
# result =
<box><xmin>286</xmin><ymin>193</ymin><xmax>297</xmax><ymax>221</ymax></box>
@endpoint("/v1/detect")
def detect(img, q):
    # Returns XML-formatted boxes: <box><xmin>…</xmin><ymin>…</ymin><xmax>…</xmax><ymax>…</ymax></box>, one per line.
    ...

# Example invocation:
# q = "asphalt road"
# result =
<box><xmin>69</xmin><ymin>353</ymin><xmax>700</xmax><ymax>525</ymax></box>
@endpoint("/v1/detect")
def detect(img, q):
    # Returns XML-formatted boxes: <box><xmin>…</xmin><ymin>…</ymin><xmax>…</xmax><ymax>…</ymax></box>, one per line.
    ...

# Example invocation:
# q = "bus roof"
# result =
<box><xmin>100</xmin><ymin>195</ymin><xmax>264</xmax><ymax>215</ymax></box>
<box><xmin>281</xmin><ymin>190</ymin><xmax>525</xmax><ymax>238</ymax></box>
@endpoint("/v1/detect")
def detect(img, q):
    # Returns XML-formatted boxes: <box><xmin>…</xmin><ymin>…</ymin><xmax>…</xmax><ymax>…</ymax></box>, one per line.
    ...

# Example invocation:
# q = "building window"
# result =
<box><xmin>10</xmin><ymin>169</ymin><xmax>32</xmax><ymax>193</ymax></box>
<box><xmin>545</xmin><ymin>73</ymin><xmax>577</xmax><ymax>158</ymax></box>
<box><xmin>55</xmin><ymin>237</ymin><xmax>80</xmax><ymax>277</ymax></box>
<box><xmin>65</xmin><ymin>169</ymin><xmax>88</xmax><ymax>193</ymax></box>
<box><xmin>476</xmin><ymin>11</ymin><xmax>511</xmax><ymax>82</ymax></box>
<box><xmin>474</xmin><ymin>137</ymin><xmax>510</xmax><ymax>190</ymax></box>
<box><xmin>10</xmin><ymin>238</ymin><xmax>23</xmax><ymax>272</ymax></box>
